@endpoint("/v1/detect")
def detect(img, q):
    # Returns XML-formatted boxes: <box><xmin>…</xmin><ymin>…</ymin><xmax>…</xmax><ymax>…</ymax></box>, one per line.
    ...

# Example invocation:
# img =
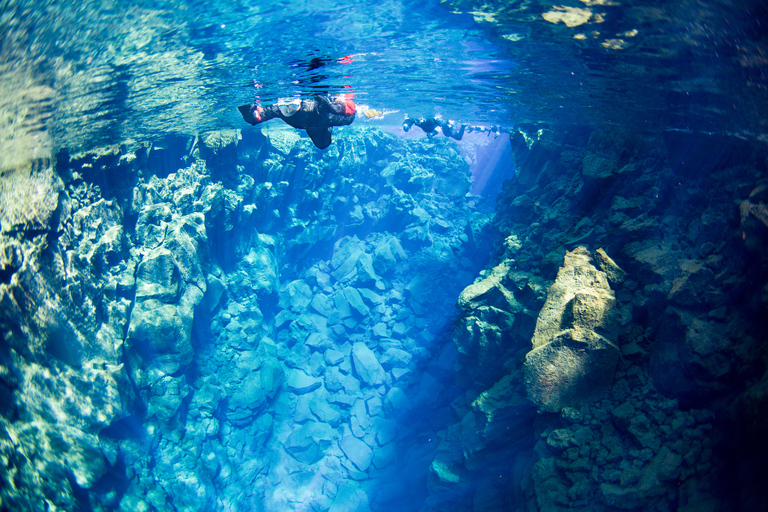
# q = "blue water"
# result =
<box><xmin>1</xmin><ymin>1</ymin><xmax>768</xmax><ymax>511</ymax></box>
<box><xmin>3</xmin><ymin>0</ymin><xmax>765</xmax><ymax>157</ymax></box>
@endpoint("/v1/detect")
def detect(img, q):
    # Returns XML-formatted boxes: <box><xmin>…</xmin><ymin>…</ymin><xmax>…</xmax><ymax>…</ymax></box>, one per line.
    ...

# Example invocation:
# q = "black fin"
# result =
<box><xmin>238</xmin><ymin>104</ymin><xmax>258</xmax><ymax>125</ymax></box>
<box><xmin>305</xmin><ymin>126</ymin><xmax>333</xmax><ymax>149</ymax></box>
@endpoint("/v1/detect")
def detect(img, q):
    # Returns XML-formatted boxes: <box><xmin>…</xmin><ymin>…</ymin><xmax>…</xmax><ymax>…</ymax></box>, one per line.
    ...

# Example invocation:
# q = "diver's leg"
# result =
<box><xmin>238</xmin><ymin>104</ymin><xmax>280</xmax><ymax>125</ymax></box>
<box><xmin>451</xmin><ymin>124</ymin><xmax>466</xmax><ymax>141</ymax></box>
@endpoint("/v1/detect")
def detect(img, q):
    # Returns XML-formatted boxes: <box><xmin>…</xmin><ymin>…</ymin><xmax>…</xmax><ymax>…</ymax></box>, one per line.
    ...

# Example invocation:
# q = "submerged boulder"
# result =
<box><xmin>351</xmin><ymin>342</ymin><xmax>386</xmax><ymax>387</ymax></box>
<box><xmin>523</xmin><ymin>246</ymin><xmax>621</xmax><ymax>412</ymax></box>
<box><xmin>453</xmin><ymin>261</ymin><xmax>533</xmax><ymax>388</ymax></box>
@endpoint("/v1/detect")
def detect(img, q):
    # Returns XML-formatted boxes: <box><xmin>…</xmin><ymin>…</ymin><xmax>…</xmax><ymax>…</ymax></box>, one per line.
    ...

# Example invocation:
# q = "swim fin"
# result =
<box><xmin>305</xmin><ymin>126</ymin><xmax>333</xmax><ymax>149</ymax></box>
<box><xmin>238</xmin><ymin>104</ymin><xmax>258</xmax><ymax>125</ymax></box>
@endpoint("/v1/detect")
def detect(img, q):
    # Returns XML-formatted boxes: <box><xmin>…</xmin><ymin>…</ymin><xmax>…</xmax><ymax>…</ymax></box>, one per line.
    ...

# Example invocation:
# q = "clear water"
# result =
<box><xmin>3</xmin><ymin>0</ymin><xmax>766</xmax><ymax>162</ymax></box>
<box><xmin>2</xmin><ymin>0</ymin><xmax>768</xmax><ymax>511</ymax></box>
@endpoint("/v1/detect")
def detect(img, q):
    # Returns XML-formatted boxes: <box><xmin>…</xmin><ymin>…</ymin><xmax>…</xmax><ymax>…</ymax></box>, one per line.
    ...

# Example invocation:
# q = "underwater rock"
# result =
<box><xmin>430</xmin><ymin>440</ymin><xmax>463</xmax><ymax>487</ymax></box>
<box><xmin>311</xmin><ymin>292</ymin><xmax>335</xmax><ymax>317</ymax></box>
<box><xmin>351</xmin><ymin>342</ymin><xmax>386</xmax><ymax>387</ymax></box>
<box><xmin>127</xmin><ymin>212</ymin><xmax>209</xmax><ymax>378</ymax></box>
<box><xmin>509</xmin><ymin>124</ymin><xmax>562</xmax><ymax>187</ymax></box>
<box><xmin>286</xmin><ymin>368</ymin><xmax>322</xmax><ymax>395</ymax></box>
<box><xmin>0</xmin><ymin>126</ymin><xmax>483</xmax><ymax>511</ymax></box>
<box><xmin>329</xmin><ymin>481</ymin><xmax>371</xmax><ymax>512</ymax></box>
<box><xmin>581</xmin><ymin>152</ymin><xmax>618</xmax><ymax>179</ymax></box>
<box><xmin>340</xmin><ymin>431</ymin><xmax>374</xmax><ymax>472</ymax></box>
<box><xmin>372</xmin><ymin>234</ymin><xmax>406</xmax><ymax>275</ymax></box>
<box><xmin>198</xmin><ymin>129</ymin><xmax>241</xmax><ymax>183</ymax></box>
<box><xmin>240</xmin><ymin>242</ymin><xmax>279</xmax><ymax>297</ymax></box>
<box><xmin>279</xmin><ymin>279</ymin><xmax>313</xmax><ymax>311</ymax></box>
<box><xmin>0</xmin><ymin>159</ymin><xmax>136</xmax><ymax>510</ymax></box>
<box><xmin>14</xmin><ymin>119</ymin><xmax>766</xmax><ymax>512</ymax></box>
<box><xmin>623</xmin><ymin>239</ymin><xmax>680</xmax><ymax>284</ymax></box>
<box><xmin>524</xmin><ymin>246</ymin><xmax>620</xmax><ymax>412</ymax></box>
<box><xmin>228</xmin><ymin>358</ymin><xmax>284</xmax><ymax>421</ymax></box>
<box><xmin>650</xmin><ymin>308</ymin><xmax>735</xmax><ymax>406</ymax></box>
<box><xmin>135</xmin><ymin>247</ymin><xmax>180</xmax><ymax>301</ymax></box>
<box><xmin>127</xmin><ymin>295</ymin><xmax>196</xmax><ymax>375</ymax></box>
<box><xmin>594</xmin><ymin>247</ymin><xmax>628</xmax><ymax>285</ymax></box>
<box><xmin>310</xmin><ymin>396</ymin><xmax>343</xmax><ymax>426</ymax></box>
<box><xmin>470</xmin><ymin>373</ymin><xmax>535</xmax><ymax>447</ymax></box>
<box><xmin>356</xmin><ymin>251</ymin><xmax>379</xmax><ymax>284</ymax></box>
<box><xmin>0</xmin><ymin>165</ymin><xmax>63</xmax><ymax>233</ymax></box>
<box><xmin>380</xmin><ymin>347</ymin><xmax>412</xmax><ymax>369</ymax></box>
<box><xmin>285</xmin><ymin>422</ymin><xmax>326</xmax><ymax>464</ymax></box>
<box><xmin>147</xmin><ymin>374</ymin><xmax>189</xmax><ymax>423</ymax></box>
<box><xmin>263</xmin><ymin>127</ymin><xmax>302</xmax><ymax>156</ymax></box>
<box><xmin>331</xmin><ymin>236</ymin><xmax>363</xmax><ymax>283</ymax></box>
<box><xmin>343</xmin><ymin>287</ymin><xmax>370</xmax><ymax>317</ymax></box>
<box><xmin>453</xmin><ymin>261</ymin><xmax>528</xmax><ymax>388</ymax></box>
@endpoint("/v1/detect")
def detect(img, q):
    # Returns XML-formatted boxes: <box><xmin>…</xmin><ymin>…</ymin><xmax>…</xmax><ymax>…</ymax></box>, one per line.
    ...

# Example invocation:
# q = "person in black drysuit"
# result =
<box><xmin>238</xmin><ymin>94</ymin><xmax>356</xmax><ymax>149</ymax></box>
<box><xmin>402</xmin><ymin>116</ymin><xmax>466</xmax><ymax>141</ymax></box>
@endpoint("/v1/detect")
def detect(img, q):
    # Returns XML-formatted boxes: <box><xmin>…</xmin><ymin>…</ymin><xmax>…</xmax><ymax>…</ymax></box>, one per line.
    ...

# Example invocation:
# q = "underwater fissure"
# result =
<box><xmin>0</xmin><ymin>121</ymin><xmax>767</xmax><ymax>512</ymax></box>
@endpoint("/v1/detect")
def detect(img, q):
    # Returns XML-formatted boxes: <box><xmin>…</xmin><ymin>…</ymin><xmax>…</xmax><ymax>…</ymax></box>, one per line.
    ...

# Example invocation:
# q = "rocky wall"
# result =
<box><xmin>426</xmin><ymin>124</ymin><xmax>768</xmax><ymax>511</ymax></box>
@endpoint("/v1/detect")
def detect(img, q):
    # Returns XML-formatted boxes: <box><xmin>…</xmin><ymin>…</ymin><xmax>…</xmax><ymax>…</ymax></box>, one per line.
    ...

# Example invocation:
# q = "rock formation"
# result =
<box><xmin>424</xmin><ymin>124</ymin><xmax>768</xmax><ymax>512</ymax></box>
<box><xmin>523</xmin><ymin>246</ymin><xmax>621</xmax><ymax>412</ymax></box>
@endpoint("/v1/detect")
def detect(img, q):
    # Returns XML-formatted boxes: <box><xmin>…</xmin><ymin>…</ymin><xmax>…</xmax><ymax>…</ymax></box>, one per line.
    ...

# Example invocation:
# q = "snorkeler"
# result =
<box><xmin>402</xmin><ymin>116</ymin><xmax>466</xmax><ymax>141</ymax></box>
<box><xmin>238</xmin><ymin>94</ymin><xmax>356</xmax><ymax>149</ymax></box>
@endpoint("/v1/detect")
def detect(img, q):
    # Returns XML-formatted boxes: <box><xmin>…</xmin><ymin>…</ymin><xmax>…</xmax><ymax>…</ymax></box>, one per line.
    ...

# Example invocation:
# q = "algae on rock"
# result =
<box><xmin>523</xmin><ymin>246</ymin><xmax>621</xmax><ymax>412</ymax></box>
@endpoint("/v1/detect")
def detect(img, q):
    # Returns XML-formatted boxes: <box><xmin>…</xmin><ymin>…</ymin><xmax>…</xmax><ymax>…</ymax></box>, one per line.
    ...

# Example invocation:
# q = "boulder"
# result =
<box><xmin>582</xmin><ymin>152</ymin><xmax>618</xmax><ymax>179</ymax></box>
<box><xmin>331</xmin><ymin>237</ymin><xmax>363</xmax><ymax>282</ymax></box>
<box><xmin>285</xmin><ymin>422</ymin><xmax>325</xmax><ymax>464</ymax></box>
<box><xmin>340</xmin><ymin>433</ymin><xmax>374</xmax><ymax>472</ymax></box>
<box><xmin>373</xmin><ymin>235</ymin><xmax>406</xmax><ymax>275</ymax></box>
<box><xmin>329</xmin><ymin>481</ymin><xmax>371</xmax><ymax>512</ymax></box>
<box><xmin>453</xmin><ymin>260</ymin><xmax>527</xmax><ymax>387</ymax></box>
<box><xmin>470</xmin><ymin>373</ymin><xmax>535</xmax><ymax>445</ymax></box>
<box><xmin>127</xmin><ymin>299</ymin><xmax>194</xmax><ymax>374</ymax></box>
<box><xmin>356</xmin><ymin>252</ymin><xmax>379</xmax><ymax>284</ymax></box>
<box><xmin>380</xmin><ymin>347</ymin><xmax>411</xmax><ymax>369</ymax></box>
<box><xmin>310</xmin><ymin>293</ymin><xmax>334</xmax><ymax>317</ymax></box>
<box><xmin>241</xmin><ymin>244</ymin><xmax>279</xmax><ymax>296</ymax></box>
<box><xmin>310</xmin><ymin>398</ymin><xmax>343</xmax><ymax>426</ymax></box>
<box><xmin>351</xmin><ymin>342</ymin><xmax>386</xmax><ymax>387</ymax></box>
<box><xmin>286</xmin><ymin>368</ymin><xmax>322</xmax><ymax>395</ymax></box>
<box><xmin>279</xmin><ymin>279</ymin><xmax>313</xmax><ymax>311</ymax></box>
<box><xmin>651</xmin><ymin>309</ymin><xmax>733</xmax><ymax>405</ymax></box>
<box><xmin>127</xmin><ymin>212</ymin><xmax>208</xmax><ymax>380</ymax></box>
<box><xmin>324</xmin><ymin>348</ymin><xmax>345</xmax><ymax>366</ymax></box>
<box><xmin>524</xmin><ymin>247</ymin><xmax>620</xmax><ymax>412</ymax></box>
<box><xmin>135</xmin><ymin>247</ymin><xmax>180</xmax><ymax>301</ymax></box>
<box><xmin>343</xmin><ymin>287</ymin><xmax>371</xmax><ymax>317</ymax></box>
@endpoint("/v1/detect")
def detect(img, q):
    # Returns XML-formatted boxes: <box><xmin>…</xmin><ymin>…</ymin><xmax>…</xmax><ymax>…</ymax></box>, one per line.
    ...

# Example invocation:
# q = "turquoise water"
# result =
<box><xmin>1</xmin><ymin>1</ymin><xmax>768</xmax><ymax>511</ymax></box>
